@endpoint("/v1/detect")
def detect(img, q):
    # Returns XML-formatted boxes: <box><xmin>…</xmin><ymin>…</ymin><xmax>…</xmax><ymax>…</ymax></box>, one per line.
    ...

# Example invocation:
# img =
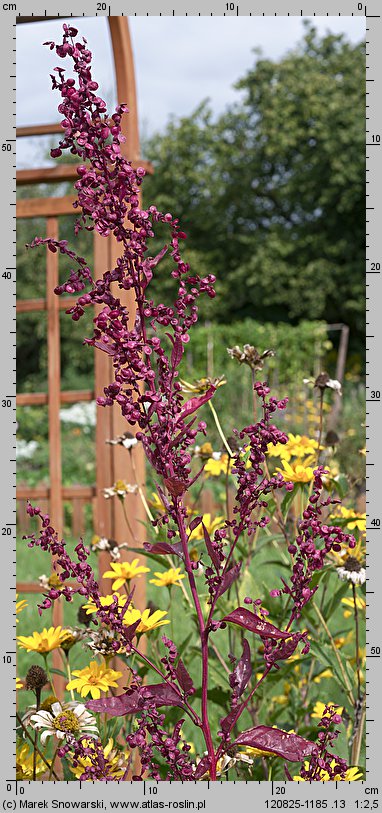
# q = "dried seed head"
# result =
<box><xmin>227</xmin><ymin>345</ymin><xmax>275</xmax><ymax>371</ymax></box>
<box><xmin>77</xmin><ymin>605</ymin><xmax>92</xmax><ymax>628</ymax></box>
<box><xmin>25</xmin><ymin>665</ymin><xmax>48</xmax><ymax>692</ymax></box>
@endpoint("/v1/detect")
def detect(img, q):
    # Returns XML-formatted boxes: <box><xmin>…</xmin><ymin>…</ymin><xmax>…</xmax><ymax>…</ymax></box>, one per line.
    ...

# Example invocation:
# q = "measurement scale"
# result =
<box><xmin>0</xmin><ymin>1</ymin><xmax>380</xmax><ymax>806</ymax></box>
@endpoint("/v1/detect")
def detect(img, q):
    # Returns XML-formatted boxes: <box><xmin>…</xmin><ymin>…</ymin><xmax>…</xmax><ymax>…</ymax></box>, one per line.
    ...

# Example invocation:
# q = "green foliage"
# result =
<box><xmin>142</xmin><ymin>24</ymin><xmax>365</xmax><ymax>347</ymax></box>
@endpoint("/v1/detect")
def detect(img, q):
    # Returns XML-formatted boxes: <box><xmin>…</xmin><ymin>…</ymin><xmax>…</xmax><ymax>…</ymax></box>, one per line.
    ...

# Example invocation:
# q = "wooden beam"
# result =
<box><xmin>17</xmin><ymin>484</ymin><xmax>96</xmax><ymax>500</ymax></box>
<box><xmin>17</xmin><ymin>195</ymin><xmax>77</xmax><ymax>218</ymax></box>
<box><xmin>16</xmin><ymin>582</ymin><xmax>77</xmax><ymax>594</ymax></box>
<box><xmin>16</xmin><ymin>159</ymin><xmax>152</xmax><ymax>186</ymax></box>
<box><xmin>16</xmin><ymin>298</ymin><xmax>46</xmax><ymax>314</ymax></box>
<box><xmin>17</xmin><ymin>296</ymin><xmax>78</xmax><ymax>313</ymax></box>
<box><xmin>16</xmin><ymin>389</ymin><xmax>95</xmax><ymax>407</ymax></box>
<box><xmin>17</xmin><ymin>123</ymin><xmax>64</xmax><ymax>138</ymax></box>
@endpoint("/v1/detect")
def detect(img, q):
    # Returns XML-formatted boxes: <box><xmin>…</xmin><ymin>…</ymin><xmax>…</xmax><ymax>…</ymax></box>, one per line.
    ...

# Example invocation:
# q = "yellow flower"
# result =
<box><xmin>148</xmin><ymin>492</ymin><xmax>165</xmax><ymax>512</ymax></box>
<box><xmin>16</xmin><ymin>594</ymin><xmax>28</xmax><ymax>622</ymax></box>
<box><xmin>276</xmin><ymin>457</ymin><xmax>315</xmax><ymax>484</ymax></box>
<box><xmin>329</xmin><ymin>534</ymin><xmax>365</xmax><ymax>569</ymax></box>
<box><xmin>311</xmin><ymin>702</ymin><xmax>343</xmax><ymax>720</ymax></box>
<box><xmin>16</xmin><ymin>742</ymin><xmax>45</xmax><ymax>781</ymax></box>
<box><xmin>69</xmin><ymin>738</ymin><xmax>129</xmax><ymax>780</ymax></box>
<box><xmin>334</xmin><ymin>630</ymin><xmax>354</xmax><ymax>650</ymax></box>
<box><xmin>38</xmin><ymin>572</ymin><xmax>62</xmax><ymax>591</ymax></box>
<box><xmin>82</xmin><ymin>594</ymin><xmax>129</xmax><ymax>615</ymax></box>
<box><xmin>122</xmin><ymin>607</ymin><xmax>170</xmax><ymax>634</ymax></box>
<box><xmin>194</xmin><ymin>442</ymin><xmax>214</xmax><ymax>460</ymax></box>
<box><xmin>342</xmin><ymin>596</ymin><xmax>366</xmax><ymax>619</ymax></box>
<box><xmin>313</xmin><ymin>669</ymin><xmax>333</xmax><ymax>683</ymax></box>
<box><xmin>17</xmin><ymin>626</ymin><xmax>70</xmax><ymax>654</ymax></box>
<box><xmin>66</xmin><ymin>661</ymin><xmax>122</xmax><ymax>700</ymax></box>
<box><xmin>268</xmin><ymin>434</ymin><xmax>319</xmax><ymax>462</ymax></box>
<box><xmin>179</xmin><ymin>376</ymin><xmax>226</xmax><ymax>394</ymax></box>
<box><xmin>294</xmin><ymin>762</ymin><xmax>362</xmax><ymax>781</ymax></box>
<box><xmin>102</xmin><ymin>559</ymin><xmax>150</xmax><ymax>591</ymax></box>
<box><xmin>189</xmin><ymin>513</ymin><xmax>225</xmax><ymax>541</ymax></box>
<box><xmin>204</xmin><ymin>454</ymin><xmax>232</xmax><ymax>477</ymax></box>
<box><xmin>334</xmin><ymin>506</ymin><xmax>366</xmax><ymax>533</ymax></box>
<box><xmin>149</xmin><ymin>568</ymin><xmax>185</xmax><ymax>588</ymax></box>
<box><xmin>16</xmin><ymin>677</ymin><xmax>23</xmax><ymax>690</ymax></box>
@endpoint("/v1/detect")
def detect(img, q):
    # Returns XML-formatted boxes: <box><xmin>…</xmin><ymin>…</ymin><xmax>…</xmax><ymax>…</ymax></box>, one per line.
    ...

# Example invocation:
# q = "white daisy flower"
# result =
<box><xmin>102</xmin><ymin>482</ymin><xmax>138</xmax><ymax>499</ymax></box>
<box><xmin>337</xmin><ymin>566</ymin><xmax>366</xmax><ymax>586</ymax></box>
<box><xmin>106</xmin><ymin>433</ymin><xmax>138</xmax><ymax>450</ymax></box>
<box><xmin>30</xmin><ymin>701</ymin><xmax>98</xmax><ymax>745</ymax></box>
<box><xmin>90</xmin><ymin>535</ymin><xmax>128</xmax><ymax>561</ymax></box>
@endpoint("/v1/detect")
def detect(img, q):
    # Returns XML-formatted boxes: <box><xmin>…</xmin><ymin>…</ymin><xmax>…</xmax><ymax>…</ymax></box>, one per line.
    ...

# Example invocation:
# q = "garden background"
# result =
<box><xmin>15</xmin><ymin>16</ymin><xmax>366</xmax><ymax>779</ymax></box>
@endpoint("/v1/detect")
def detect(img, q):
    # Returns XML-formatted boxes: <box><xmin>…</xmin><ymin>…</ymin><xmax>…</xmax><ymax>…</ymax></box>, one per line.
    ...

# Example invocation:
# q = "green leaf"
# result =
<box><xmin>238</xmin><ymin>568</ymin><xmax>258</xmax><ymax>604</ymax></box>
<box><xmin>309</xmin><ymin>567</ymin><xmax>332</xmax><ymax>591</ymax></box>
<box><xmin>281</xmin><ymin>486</ymin><xmax>297</xmax><ymax>519</ymax></box>
<box><xmin>308</xmin><ymin>640</ymin><xmax>354</xmax><ymax>697</ymax></box>
<box><xmin>323</xmin><ymin>579</ymin><xmax>352</xmax><ymax>620</ymax></box>
<box><xmin>178</xmin><ymin>632</ymin><xmax>193</xmax><ymax>658</ymax></box>
<box><xmin>331</xmin><ymin>474</ymin><xmax>349</xmax><ymax>499</ymax></box>
<box><xmin>193</xmin><ymin>686</ymin><xmax>230</xmax><ymax>710</ymax></box>
<box><xmin>50</xmin><ymin>668</ymin><xmax>67</xmax><ymax>678</ymax></box>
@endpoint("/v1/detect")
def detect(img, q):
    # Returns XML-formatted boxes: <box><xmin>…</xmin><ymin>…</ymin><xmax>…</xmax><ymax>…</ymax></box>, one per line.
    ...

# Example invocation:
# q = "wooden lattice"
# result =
<box><xmin>16</xmin><ymin>17</ymin><xmax>149</xmax><ymax>695</ymax></box>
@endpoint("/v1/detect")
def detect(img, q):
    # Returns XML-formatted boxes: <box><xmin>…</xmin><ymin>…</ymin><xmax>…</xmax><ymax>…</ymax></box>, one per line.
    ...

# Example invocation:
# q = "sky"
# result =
<box><xmin>16</xmin><ymin>15</ymin><xmax>365</xmax><ymax>167</ymax></box>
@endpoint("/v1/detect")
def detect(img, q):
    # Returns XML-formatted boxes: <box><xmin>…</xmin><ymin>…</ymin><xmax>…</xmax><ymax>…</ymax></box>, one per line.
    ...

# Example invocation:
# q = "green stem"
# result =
<box><xmin>65</xmin><ymin>653</ymin><xmax>75</xmax><ymax>701</ymax></box>
<box><xmin>42</xmin><ymin>654</ymin><xmax>55</xmax><ymax>696</ymax></box>
<box><xmin>16</xmin><ymin>713</ymin><xmax>60</xmax><ymax>781</ymax></box>
<box><xmin>121</xmin><ymin>499</ymin><xmax>139</xmax><ymax>544</ymax></box>
<box><xmin>48</xmin><ymin>745</ymin><xmax>59</xmax><ymax>781</ymax></box>
<box><xmin>317</xmin><ymin>390</ymin><xmax>324</xmax><ymax>465</ymax></box>
<box><xmin>312</xmin><ymin>601</ymin><xmax>355</xmax><ymax>706</ymax></box>
<box><xmin>208</xmin><ymin>400</ymin><xmax>233</xmax><ymax>457</ymax></box>
<box><xmin>129</xmin><ymin>450</ymin><xmax>159</xmax><ymax>535</ymax></box>
<box><xmin>352</xmin><ymin>583</ymin><xmax>362</xmax><ymax>701</ymax></box>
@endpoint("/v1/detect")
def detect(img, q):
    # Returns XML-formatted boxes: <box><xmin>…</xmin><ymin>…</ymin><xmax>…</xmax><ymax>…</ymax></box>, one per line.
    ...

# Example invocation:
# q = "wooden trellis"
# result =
<box><xmin>16</xmin><ymin>17</ymin><xmax>149</xmax><ymax>692</ymax></box>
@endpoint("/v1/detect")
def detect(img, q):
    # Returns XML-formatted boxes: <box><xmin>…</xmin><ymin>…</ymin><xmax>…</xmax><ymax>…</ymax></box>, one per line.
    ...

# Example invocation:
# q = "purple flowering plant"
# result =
<box><xmin>20</xmin><ymin>25</ymin><xmax>365</xmax><ymax>781</ymax></box>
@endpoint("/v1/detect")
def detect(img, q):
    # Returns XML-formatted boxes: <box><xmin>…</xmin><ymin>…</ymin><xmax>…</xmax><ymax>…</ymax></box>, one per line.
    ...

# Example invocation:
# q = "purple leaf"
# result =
<box><xmin>265</xmin><ymin>634</ymin><xmax>302</xmax><ymax>666</ymax></box>
<box><xmin>142</xmin><ymin>682</ymin><xmax>183</xmax><ymax>707</ymax></box>
<box><xmin>175</xmin><ymin>659</ymin><xmax>195</xmax><ymax>696</ymax></box>
<box><xmin>171</xmin><ymin>336</ymin><xmax>184</xmax><ymax>369</ymax></box>
<box><xmin>86</xmin><ymin>690</ymin><xmax>140</xmax><ymax>716</ymax></box>
<box><xmin>222</xmin><ymin>607</ymin><xmax>293</xmax><ymax>640</ymax></box>
<box><xmin>217</xmin><ymin>562</ymin><xmax>242</xmax><ymax>598</ymax></box>
<box><xmin>93</xmin><ymin>339</ymin><xmax>114</xmax><ymax>355</ymax></box>
<box><xmin>189</xmin><ymin>515</ymin><xmax>203</xmax><ymax>533</ymax></box>
<box><xmin>229</xmin><ymin>638</ymin><xmax>252</xmax><ymax>698</ymax></box>
<box><xmin>150</xmin><ymin>245</ymin><xmax>168</xmax><ymax>268</ymax></box>
<box><xmin>220</xmin><ymin>708</ymin><xmax>239</xmax><ymax>735</ymax></box>
<box><xmin>177</xmin><ymin>385</ymin><xmax>216</xmax><ymax>423</ymax></box>
<box><xmin>193</xmin><ymin>756</ymin><xmax>210</xmax><ymax>780</ymax></box>
<box><xmin>123</xmin><ymin>618</ymin><xmax>141</xmax><ymax>641</ymax></box>
<box><xmin>233</xmin><ymin>726</ymin><xmax>318</xmax><ymax>762</ymax></box>
<box><xmin>86</xmin><ymin>683</ymin><xmax>183</xmax><ymax>718</ymax></box>
<box><xmin>141</xmin><ymin>260</ymin><xmax>153</xmax><ymax>288</ymax></box>
<box><xmin>202</xmin><ymin>522</ymin><xmax>221</xmax><ymax>572</ymax></box>
<box><xmin>164</xmin><ymin>476</ymin><xmax>187</xmax><ymax>497</ymax></box>
<box><xmin>144</xmin><ymin>541</ymin><xmax>184</xmax><ymax>560</ymax></box>
<box><xmin>155</xmin><ymin>484</ymin><xmax>171</xmax><ymax>511</ymax></box>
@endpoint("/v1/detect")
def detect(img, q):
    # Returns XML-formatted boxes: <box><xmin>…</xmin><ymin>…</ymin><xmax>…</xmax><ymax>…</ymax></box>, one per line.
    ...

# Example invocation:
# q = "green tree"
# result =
<box><xmin>143</xmin><ymin>24</ymin><xmax>365</xmax><ymax>346</ymax></box>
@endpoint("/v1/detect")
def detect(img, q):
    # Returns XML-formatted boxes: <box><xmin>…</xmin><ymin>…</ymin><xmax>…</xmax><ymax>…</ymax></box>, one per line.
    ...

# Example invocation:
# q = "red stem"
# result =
<box><xmin>174</xmin><ymin>499</ymin><xmax>217</xmax><ymax>780</ymax></box>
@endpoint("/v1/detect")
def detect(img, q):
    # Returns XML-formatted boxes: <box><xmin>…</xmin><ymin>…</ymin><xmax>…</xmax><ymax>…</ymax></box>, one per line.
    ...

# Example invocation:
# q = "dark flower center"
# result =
<box><xmin>344</xmin><ymin>556</ymin><xmax>362</xmax><ymax>573</ymax></box>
